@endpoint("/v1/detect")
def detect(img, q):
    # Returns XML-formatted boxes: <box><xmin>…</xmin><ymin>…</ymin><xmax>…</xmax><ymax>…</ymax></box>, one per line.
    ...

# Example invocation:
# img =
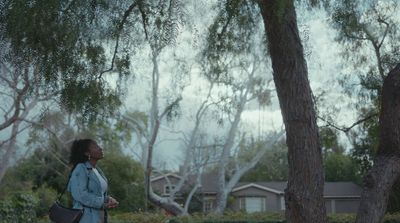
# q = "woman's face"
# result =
<box><xmin>86</xmin><ymin>141</ymin><xmax>104</xmax><ymax>160</ymax></box>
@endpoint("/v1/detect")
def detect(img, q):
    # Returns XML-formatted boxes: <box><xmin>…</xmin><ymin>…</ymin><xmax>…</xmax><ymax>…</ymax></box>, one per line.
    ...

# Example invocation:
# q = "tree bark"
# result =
<box><xmin>356</xmin><ymin>64</ymin><xmax>400</xmax><ymax>223</ymax></box>
<box><xmin>258</xmin><ymin>1</ymin><xmax>327</xmax><ymax>222</ymax></box>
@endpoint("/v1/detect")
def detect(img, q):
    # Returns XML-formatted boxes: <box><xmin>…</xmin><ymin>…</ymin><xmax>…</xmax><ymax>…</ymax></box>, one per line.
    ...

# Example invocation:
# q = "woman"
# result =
<box><xmin>68</xmin><ymin>139</ymin><xmax>118</xmax><ymax>223</ymax></box>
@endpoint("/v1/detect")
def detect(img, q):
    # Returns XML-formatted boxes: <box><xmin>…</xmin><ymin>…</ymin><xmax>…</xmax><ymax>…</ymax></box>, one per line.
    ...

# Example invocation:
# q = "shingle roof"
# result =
<box><xmin>154</xmin><ymin>172</ymin><xmax>362</xmax><ymax>198</ymax></box>
<box><xmin>233</xmin><ymin>181</ymin><xmax>362</xmax><ymax>197</ymax></box>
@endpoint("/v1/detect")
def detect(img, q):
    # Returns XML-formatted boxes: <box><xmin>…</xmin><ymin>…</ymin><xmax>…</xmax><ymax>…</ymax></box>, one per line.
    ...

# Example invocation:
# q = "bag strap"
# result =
<box><xmin>56</xmin><ymin>164</ymin><xmax>91</xmax><ymax>202</ymax></box>
<box><xmin>56</xmin><ymin>166</ymin><xmax>75</xmax><ymax>202</ymax></box>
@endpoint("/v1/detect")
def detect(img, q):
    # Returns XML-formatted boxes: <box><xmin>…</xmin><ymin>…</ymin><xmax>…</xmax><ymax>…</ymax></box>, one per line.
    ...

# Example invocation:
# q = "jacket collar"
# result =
<box><xmin>84</xmin><ymin>161</ymin><xmax>95</xmax><ymax>169</ymax></box>
<box><xmin>83</xmin><ymin>161</ymin><xmax>108</xmax><ymax>183</ymax></box>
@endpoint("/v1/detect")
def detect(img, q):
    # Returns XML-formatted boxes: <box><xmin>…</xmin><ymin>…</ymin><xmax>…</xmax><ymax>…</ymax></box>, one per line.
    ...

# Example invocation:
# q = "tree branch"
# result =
<box><xmin>377</xmin><ymin>18</ymin><xmax>389</xmax><ymax>49</ymax></box>
<box><xmin>100</xmin><ymin>1</ymin><xmax>139</xmax><ymax>77</ymax></box>
<box><xmin>317</xmin><ymin>113</ymin><xmax>378</xmax><ymax>133</ymax></box>
<box><xmin>159</xmin><ymin>96</ymin><xmax>183</xmax><ymax>120</ymax></box>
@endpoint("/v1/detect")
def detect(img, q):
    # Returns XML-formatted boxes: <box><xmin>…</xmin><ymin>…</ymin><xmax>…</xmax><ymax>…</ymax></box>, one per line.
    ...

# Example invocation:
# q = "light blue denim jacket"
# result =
<box><xmin>67</xmin><ymin>161</ymin><xmax>108</xmax><ymax>223</ymax></box>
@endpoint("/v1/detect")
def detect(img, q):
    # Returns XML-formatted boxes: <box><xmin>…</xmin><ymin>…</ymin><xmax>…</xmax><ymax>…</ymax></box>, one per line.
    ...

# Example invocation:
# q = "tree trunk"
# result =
<box><xmin>214</xmin><ymin>89</ymin><xmax>247</xmax><ymax>213</ymax></box>
<box><xmin>356</xmin><ymin>64</ymin><xmax>400</xmax><ymax>223</ymax></box>
<box><xmin>258</xmin><ymin>1</ymin><xmax>327</xmax><ymax>222</ymax></box>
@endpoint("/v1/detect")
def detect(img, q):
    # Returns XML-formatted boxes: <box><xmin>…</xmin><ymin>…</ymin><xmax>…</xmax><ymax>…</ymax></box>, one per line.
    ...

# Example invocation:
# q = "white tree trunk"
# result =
<box><xmin>214</xmin><ymin>88</ymin><xmax>248</xmax><ymax>213</ymax></box>
<box><xmin>0</xmin><ymin>98</ymin><xmax>38</xmax><ymax>183</ymax></box>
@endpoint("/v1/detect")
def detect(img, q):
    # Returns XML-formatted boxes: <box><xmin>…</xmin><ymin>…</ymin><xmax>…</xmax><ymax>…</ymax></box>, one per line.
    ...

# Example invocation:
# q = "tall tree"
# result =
<box><xmin>208</xmin><ymin>0</ymin><xmax>328</xmax><ymax>220</ymax></box>
<box><xmin>115</xmin><ymin>0</ymin><xmax>190</xmax><ymax>215</ymax></box>
<box><xmin>330</xmin><ymin>0</ymin><xmax>400</xmax><ymax>216</ymax></box>
<box><xmin>257</xmin><ymin>1</ymin><xmax>327</xmax><ymax>222</ymax></box>
<box><xmin>203</xmin><ymin>0</ymin><xmax>284</xmax><ymax>212</ymax></box>
<box><xmin>355</xmin><ymin>64</ymin><xmax>400</xmax><ymax>223</ymax></box>
<box><xmin>330</xmin><ymin>0</ymin><xmax>400</xmax><ymax>173</ymax></box>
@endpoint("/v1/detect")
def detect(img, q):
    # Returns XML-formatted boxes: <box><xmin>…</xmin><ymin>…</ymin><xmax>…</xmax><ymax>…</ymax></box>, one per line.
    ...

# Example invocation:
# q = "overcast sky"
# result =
<box><xmin>120</xmin><ymin>3</ymin><xmax>360</xmax><ymax>170</ymax></box>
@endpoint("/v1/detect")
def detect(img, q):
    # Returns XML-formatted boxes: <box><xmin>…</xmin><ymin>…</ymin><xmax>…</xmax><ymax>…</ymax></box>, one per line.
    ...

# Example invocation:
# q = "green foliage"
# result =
<box><xmin>324</xmin><ymin>152</ymin><xmax>361</xmax><ymax>183</ymax></box>
<box><xmin>0</xmin><ymin>191</ymin><xmax>39</xmax><ymax>223</ymax></box>
<box><xmin>203</xmin><ymin>0</ymin><xmax>263</xmax><ymax>82</ymax></box>
<box><xmin>138</xmin><ymin>0</ymin><xmax>186</xmax><ymax>51</ymax></box>
<box><xmin>0</xmin><ymin>147</ymin><xmax>70</xmax><ymax>195</ymax></box>
<box><xmin>107</xmin><ymin>212</ymin><xmax>400</xmax><ymax>223</ymax></box>
<box><xmin>109</xmin><ymin>212</ymin><xmax>168</xmax><ymax>223</ymax></box>
<box><xmin>0</xmin><ymin>0</ymin><xmax>131</xmax><ymax>122</ymax></box>
<box><xmin>320</xmin><ymin>127</ymin><xmax>344</xmax><ymax>154</ymax></box>
<box><xmin>317</xmin><ymin>126</ymin><xmax>362</xmax><ymax>183</ymax></box>
<box><xmin>1</xmin><ymin>110</ymin><xmax>145</xmax><ymax>213</ymax></box>
<box><xmin>330</xmin><ymin>0</ymin><xmax>399</xmax><ymax>157</ymax></box>
<box><xmin>241</xmin><ymin>139</ymin><xmax>288</xmax><ymax>182</ymax></box>
<box><xmin>328</xmin><ymin>0</ymin><xmax>400</xmax><ymax>212</ymax></box>
<box><xmin>34</xmin><ymin>185</ymin><xmax>58</xmax><ymax>217</ymax></box>
<box><xmin>0</xmin><ymin>148</ymin><xmax>145</xmax><ymax>218</ymax></box>
<box><xmin>100</xmin><ymin>152</ymin><xmax>145</xmax><ymax>212</ymax></box>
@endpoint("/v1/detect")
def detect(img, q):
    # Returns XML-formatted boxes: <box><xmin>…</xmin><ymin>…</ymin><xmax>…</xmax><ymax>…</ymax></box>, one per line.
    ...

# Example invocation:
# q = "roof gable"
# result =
<box><xmin>232</xmin><ymin>183</ymin><xmax>284</xmax><ymax>194</ymax></box>
<box><xmin>151</xmin><ymin>173</ymin><xmax>182</xmax><ymax>182</ymax></box>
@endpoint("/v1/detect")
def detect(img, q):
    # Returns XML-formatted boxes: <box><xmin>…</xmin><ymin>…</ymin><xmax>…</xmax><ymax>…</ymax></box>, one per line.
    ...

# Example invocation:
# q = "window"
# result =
<box><xmin>204</xmin><ymin>199</ymin><xmax>214</xmax><ymax>212</ymax></box>
<box><xmin>163</xmin><ymin>184</ymin><xmax>176</xmax><ymax>195</ymax></box>
<box><xmin>245</xmin><ymin>197</ymin><xmax>266</xmax><ymax>213</ymax></box>
<box><xmin>280</xmin><ymin>196</ymin><xmax>285</xmax><ymax>210</ymax></box>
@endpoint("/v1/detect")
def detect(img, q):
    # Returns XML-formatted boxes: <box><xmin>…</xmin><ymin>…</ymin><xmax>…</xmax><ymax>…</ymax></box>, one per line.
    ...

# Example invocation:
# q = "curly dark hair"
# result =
<box><xmin>69</xmin><ymin>139</ymin><xmax>94</xmax><ymax>166</ymax></box>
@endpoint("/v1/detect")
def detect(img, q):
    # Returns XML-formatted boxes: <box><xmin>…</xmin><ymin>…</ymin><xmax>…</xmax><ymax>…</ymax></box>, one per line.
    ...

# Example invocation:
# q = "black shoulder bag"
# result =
<box><xmin>49</xmin><ymin>168</ymin><xmax>84</xmax><ymax>223</ymax></box>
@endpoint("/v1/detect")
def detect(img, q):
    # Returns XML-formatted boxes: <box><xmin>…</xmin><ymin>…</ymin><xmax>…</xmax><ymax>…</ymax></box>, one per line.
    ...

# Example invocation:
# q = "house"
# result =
<box><xmin>230</xmin><ymin>181</ymin><xmax>361</xmax><ymax>214</ymax></box>
<box><xmin>151</xmin><ymin>173</ymin><xmax>362</xmax><ymax>214</ymax></box>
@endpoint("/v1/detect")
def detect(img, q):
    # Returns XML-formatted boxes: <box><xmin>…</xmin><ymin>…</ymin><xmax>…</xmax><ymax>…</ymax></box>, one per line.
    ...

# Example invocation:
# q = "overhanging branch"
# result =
<box><xmin>318</xmin><ymin>113</ymin><xmax>378</xmax><ymax>133</ymax></box>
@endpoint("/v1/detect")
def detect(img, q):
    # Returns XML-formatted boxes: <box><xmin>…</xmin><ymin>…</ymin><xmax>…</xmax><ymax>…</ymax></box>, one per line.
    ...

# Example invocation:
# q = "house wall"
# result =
<box><xmin>151</xmin><ymin>176</ymin><xmax>182</xmax><ymax>195</ymax></box>
<box><xmin>325</xmin><ymin>198</ymin><xmax>360</xmax><ymax>213</ymax></box>
<box><xmin>335</xmin><ymin>199</ymin><xmax>360</xmax><ymax>213</ymax></box>
<box><xmin>151</xmin><ymin>177</ymin><xmax>361</xmax><ymax>214</ymax></box>
<box><xmin>325</xmin><ymin>199</ymin><xmax>333</xmax><ymax>213</ymax></box>
<box><xmin>231</xmin><ymin>187</ymin><xmax>360</xmax><ymax>214</ymax></box>
<box><xmin>231</xmin><ymin>187</ymin><xmax>283</xmax><ymax>212</ymax></box>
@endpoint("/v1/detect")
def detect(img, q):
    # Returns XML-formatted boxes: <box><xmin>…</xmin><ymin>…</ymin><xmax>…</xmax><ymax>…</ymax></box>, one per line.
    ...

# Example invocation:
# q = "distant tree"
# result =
<box><xmin>324</xmin><ymin>152</ymin><xmax>361</xmax><ymax>183</ymax></box>
<box><xmin>94</xmin><ymin>151</ymin><xmax>145</xmax><ymax>212</ymax></box>
<box><xmin>114</xmin><ymin>0</ymin><xmax>190</xmax><ymax>215</ymax></box>
<box><xmin>203</xmin><ymin>0</ymin><xmax>285</xmax><ymax>213</ymax></box>
<box><xmin>241</xmin><ymin>139</ymin><xmax>288</xmax><ymax>182</ymax></box>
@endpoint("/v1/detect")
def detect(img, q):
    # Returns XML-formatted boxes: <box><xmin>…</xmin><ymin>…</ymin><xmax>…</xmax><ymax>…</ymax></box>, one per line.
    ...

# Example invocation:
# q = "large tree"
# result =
<box><xmin>207</xmin><ymin>0</ymin><xmax>329</xmax><ymax>221</ymax></box>
<box><xmin>329</xmin><ymin>0</ymin><xmax>400</xmax><ymax>217</ymax></box>
<box><xmin>257</xmin><ymin>1</ymin><xmax>327</xmax><ymax>222</ymax></box>
<box><xmin>355</xmin><ymin>64</ymin><xmax>400</xmax><ymax>223</ymax></box>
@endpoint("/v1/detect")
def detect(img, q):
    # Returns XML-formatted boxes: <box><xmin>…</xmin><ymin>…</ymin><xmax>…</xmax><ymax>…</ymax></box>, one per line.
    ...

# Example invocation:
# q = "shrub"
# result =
<box><xmin>0</xmin><ymin>191</ymin><xmax>39</xmax><ymax>223</ymax></box>
<box><xmin>109</xmin><ymin>212</ymin><xmax>168</xmax><ymax>223</ymax></box>
<box><xmin>34</xmin><ymin>185</ymin><xmax>58</xmax><ymax>217</ymax></box>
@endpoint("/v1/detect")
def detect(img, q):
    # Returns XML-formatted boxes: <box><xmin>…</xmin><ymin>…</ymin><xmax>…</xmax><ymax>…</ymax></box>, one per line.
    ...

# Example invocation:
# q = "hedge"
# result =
<box><xmin>106</xmin><ymin>212</ymin><xmax>400</xmax><ymax>223</ymax></box>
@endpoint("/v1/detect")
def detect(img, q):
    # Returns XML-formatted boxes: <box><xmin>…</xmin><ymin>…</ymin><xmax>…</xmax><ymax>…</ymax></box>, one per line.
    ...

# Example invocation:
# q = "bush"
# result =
<box><xmin>34</xmin><ymin>185</ymin><xmax>58</xmax><ymax>217</ymax></box>
<box><xmin>0</xmin><ymin>191</ymin><xmax>39</xmax><ymax>223</ymax></box>
<box><xmin>328</xmin><ymin>214</ymin><xmax>355</xmax><ymax>223</ymax></box>
<box><xmin>109</xmin><ymin>212</ymin><xmax>168</xmax><ymax>223</ymax></box>
<box><xmin>107</xmin><ymin>212</ymin><xmax>400</xmax><ymax>223</ymax></box>
<box><xmin>384</xmin><ymin>213</ymin><xmax>400</xmax><ymax>223</ymax></box>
